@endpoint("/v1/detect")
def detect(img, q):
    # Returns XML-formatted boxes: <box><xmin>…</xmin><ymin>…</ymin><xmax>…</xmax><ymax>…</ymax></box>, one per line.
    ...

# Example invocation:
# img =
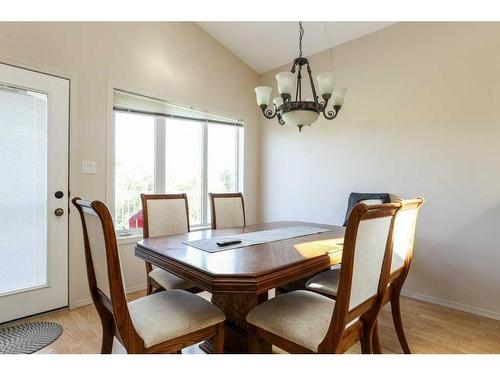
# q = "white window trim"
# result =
<box><xmin>110</xmin><ymin>107</ymin><xmax>242</xmax><ymax>238</ymax></box>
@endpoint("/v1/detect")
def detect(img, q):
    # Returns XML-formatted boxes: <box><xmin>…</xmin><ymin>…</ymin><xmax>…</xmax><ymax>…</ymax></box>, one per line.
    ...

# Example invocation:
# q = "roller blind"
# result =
<box><xmin>113</xmin><ymin>89</ymin><xmax>244</xmax><ymax>127</ymax></box>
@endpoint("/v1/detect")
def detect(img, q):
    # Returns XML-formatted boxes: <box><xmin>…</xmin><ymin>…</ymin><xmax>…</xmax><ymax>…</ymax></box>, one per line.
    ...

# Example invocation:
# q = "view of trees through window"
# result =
<box><xmin>114</xmin><ymin>111</ymin><xmax>239</xmax><ymax>232</ymax></box>
<box><xmin>114</xmin><ymin>112</ymin><xmax>155</xmax><ymax>231</ymax></box>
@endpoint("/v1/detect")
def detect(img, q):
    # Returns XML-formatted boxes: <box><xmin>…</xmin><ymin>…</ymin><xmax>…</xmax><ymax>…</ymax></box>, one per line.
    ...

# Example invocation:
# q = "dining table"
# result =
<box><xmin>134</xmin><ymin>221</ymin><xmax>345</xmax><ymax>353</ymax></box>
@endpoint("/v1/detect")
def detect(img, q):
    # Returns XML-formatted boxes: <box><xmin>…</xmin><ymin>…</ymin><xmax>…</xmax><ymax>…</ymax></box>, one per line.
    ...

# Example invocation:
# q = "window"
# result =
<box><xmin>112</xmin><ymin>90</ymin><xmax>243</xmax><ymax>234</ymax></box>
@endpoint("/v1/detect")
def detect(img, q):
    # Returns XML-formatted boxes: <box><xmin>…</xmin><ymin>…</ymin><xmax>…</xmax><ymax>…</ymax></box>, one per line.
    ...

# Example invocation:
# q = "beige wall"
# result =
<box><xmin>259</xmin><ymin>22</ymin><xmax>500</xmax><ymax>319</ymax></box>
<box><xmin>0</xmin><ymin>22</ymin><xmax>259</xmax><ymax>307</ymax></box>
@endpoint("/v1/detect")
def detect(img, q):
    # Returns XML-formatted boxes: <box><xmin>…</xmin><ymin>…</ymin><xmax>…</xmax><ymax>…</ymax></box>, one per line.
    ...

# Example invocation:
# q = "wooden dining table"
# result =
<box><xmin>134</xmin><ymin>221</ymin><xmax>345</xmax><ymax>353</ymax></box>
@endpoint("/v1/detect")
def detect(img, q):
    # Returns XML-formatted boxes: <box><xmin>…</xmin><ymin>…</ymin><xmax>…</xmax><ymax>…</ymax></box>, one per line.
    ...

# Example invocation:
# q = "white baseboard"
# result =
<box><xmin>401</xmin><ymin>289</ymin><xmax>500</xmax><ymax>321</ymax></box>
<box><xmin>74</xmin><ymin>284</ymin><xmax>147</xmax><ymax>308</ymax></box>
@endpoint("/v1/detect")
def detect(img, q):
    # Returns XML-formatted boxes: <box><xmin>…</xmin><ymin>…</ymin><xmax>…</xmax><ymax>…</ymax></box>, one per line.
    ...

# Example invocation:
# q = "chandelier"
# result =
<box><xmin>255</xmin><ymin>22</ymin><xmax>346</xmax><ymax>132</ymax></box>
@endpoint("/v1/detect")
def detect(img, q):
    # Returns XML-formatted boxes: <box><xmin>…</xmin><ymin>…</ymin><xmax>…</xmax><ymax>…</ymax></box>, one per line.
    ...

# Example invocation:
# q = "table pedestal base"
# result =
<box><xmin>200</xmin><ymin>292</ymin><xmax>271</xmax><ymax>353</ymax></box>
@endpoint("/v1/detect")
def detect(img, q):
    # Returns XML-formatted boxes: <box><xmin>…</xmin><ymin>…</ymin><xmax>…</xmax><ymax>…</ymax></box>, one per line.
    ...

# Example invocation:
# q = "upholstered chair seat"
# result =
<box><xmin>149</xmin><ymin>267</ymin><xmax>196</xmax><ymax>291</ymax></box>
<box><xmin>306</xmin><ymin>269</ymin><xmax>340</xmax><ymax>297</ymax></box>
<box><xmin>128</xmin><ymin>290</ymin><xmax>225</xmax><ymax>349</ymax></box>
<box><xmin>246</xmin><ymin>290</ymin><xmax>336</xmax><ymax>352</ymax></box>
<box><xmin>307</xmin><ymin>252</ymin><xmax>406</xmax><ymax>297</ymax></box>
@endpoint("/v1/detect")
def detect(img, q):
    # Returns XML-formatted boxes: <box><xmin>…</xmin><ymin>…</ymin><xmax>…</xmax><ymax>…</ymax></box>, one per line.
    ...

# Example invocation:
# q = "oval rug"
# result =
<box><xmin>0</xmin><ymin>322</ymin><xmax>63</xmax><ymax>354</ymax></box>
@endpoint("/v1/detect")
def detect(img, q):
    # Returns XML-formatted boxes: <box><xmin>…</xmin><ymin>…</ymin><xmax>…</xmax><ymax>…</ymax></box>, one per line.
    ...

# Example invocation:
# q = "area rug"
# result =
<box><xmin>0</xmin><ymin>322</ymin><xmax>63</xmax><ymax>354</ymax></box>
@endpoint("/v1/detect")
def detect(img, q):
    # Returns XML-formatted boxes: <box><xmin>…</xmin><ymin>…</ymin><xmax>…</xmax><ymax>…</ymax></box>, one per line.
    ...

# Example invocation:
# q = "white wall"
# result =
<box><xmin>0</xmin><ymin>22</ymin><xmax>260</xmax><ymax>307</ymax></box>
<box><xmin>258</xmin><ymin>22</ymin><xmax>500</xmax><ymax>319</ymax></box>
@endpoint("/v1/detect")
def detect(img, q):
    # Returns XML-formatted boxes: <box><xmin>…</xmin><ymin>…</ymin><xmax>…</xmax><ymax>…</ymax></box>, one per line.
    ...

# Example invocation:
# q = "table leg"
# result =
<box><xmin>200</xmin><ymin>291</ymin><xmax>271</xmax><ymax>354</ymax></box>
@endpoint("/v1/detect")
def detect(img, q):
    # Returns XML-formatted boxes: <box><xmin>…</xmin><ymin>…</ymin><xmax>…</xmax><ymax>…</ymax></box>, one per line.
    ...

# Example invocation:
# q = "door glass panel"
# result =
<box><xmin>206</xmin><ymin>124</ymin><xmax>238</xmax><ymax>222</ymax></box>
<box><xmin>114</xmin><ymin>112</ymin><xmax>155</xmax><ymax>231</ymax></box>
<box><xmin>165</xmin><ymin>119</ymin><xmax>203</xmax><ymax>225</ymax></box>
<box><xmin>0</xmin><ymin>86</ymin><xmax>48</xmax><ymax>294</ymax></box>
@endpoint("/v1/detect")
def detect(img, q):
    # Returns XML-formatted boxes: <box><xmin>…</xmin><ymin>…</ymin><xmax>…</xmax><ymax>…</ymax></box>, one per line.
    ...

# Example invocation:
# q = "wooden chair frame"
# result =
<box><xmin>72</xmin><ymin>198</ymin><xmax>224</xmax><ymax>354</ymax></box>
<box><xmin>371</xmin><ymin>198</ymin><xmax>425</xmax><ymax>354</ymax></box>
<box><xmin>140</xmin><ymin>193</ymin><xmax>201</xmax><ymax>295</ymax></box>
<box><xmin>248</xmin><ymin>202</ymin><xmax>402</xmax><ymax>354</ymax></box>
<box><xmin>208</xmin><ymin>192</ymin><xmax>246</xmax><ymax>230</ymax></box>
<box><xmin>302</xmin><ymin>198</ymin><xmax>424</xmax><ymax>354</ymax></box>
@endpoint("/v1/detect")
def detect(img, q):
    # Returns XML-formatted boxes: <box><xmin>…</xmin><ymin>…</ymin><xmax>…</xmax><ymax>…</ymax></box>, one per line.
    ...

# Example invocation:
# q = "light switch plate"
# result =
<box><xmin>82</xmin><ymin>161</ymin><xmax>97</xmax><ymax>174</ymax></box>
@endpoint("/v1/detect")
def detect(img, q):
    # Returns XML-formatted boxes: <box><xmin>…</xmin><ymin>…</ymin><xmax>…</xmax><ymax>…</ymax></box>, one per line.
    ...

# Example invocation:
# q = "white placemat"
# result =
<box><xmin>183</xmin><ymin>225</ymin><xmax>332</xmax><ymax>253</ymax></box>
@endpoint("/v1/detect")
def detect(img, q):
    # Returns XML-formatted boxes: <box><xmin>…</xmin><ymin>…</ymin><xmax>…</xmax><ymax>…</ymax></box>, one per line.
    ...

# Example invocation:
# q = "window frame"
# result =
<box><xmin>111</xmin><ymin>111</ymin><xmax>242</xmax><ymax>237</ymax></box>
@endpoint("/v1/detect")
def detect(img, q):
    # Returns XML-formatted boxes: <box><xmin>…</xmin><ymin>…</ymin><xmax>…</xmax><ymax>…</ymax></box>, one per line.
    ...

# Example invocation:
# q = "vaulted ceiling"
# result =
<box><xmin>197</xmin><ymin>22</ymin><xmax>395</xmax><ymax>74</ymax></box>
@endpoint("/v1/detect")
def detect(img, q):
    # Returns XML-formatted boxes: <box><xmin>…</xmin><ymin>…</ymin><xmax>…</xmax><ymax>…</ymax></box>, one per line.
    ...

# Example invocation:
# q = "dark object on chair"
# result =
<box><xmin>343</xmin><ymin>193</ymin><xmax>391</xmax><ymax>226</ymax></box>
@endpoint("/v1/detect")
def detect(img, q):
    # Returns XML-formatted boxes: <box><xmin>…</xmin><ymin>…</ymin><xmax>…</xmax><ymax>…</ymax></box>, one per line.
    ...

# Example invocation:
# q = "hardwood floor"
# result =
<box><xmin>4</xmin><ymin>290</ymin><xmax>500</xmax><ymax>354</ymax></box>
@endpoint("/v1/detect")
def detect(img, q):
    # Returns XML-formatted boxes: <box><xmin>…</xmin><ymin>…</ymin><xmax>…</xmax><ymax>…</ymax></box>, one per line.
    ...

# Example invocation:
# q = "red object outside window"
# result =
<box><xmin>128</xmin><ymin>209</ymin><xmax>143</xmax><ymax>229</ymax></box>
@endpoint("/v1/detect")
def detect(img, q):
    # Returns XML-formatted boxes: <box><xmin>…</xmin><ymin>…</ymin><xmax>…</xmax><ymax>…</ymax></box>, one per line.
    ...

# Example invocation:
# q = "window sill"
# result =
<box><xmin>116</xmin><ymin>225</ymin><xmax>212</xmax><ymax>246</ymax></box>
<box><xmin>117</xmin><ymin>234</ymin><xmax>143</xmax><ymax>245</ymax></box>
<box><xmin>191</xmin><ymin>225</ymin><xmax>212</xmax><ymax>232</ymax></box>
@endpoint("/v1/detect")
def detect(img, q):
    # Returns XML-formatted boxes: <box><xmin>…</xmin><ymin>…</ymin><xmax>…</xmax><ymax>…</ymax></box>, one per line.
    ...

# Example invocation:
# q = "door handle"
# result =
<box><xmin>54</xmin><ymin>208</ymin><xmax>64</xmax><ymax>216</ymax></box>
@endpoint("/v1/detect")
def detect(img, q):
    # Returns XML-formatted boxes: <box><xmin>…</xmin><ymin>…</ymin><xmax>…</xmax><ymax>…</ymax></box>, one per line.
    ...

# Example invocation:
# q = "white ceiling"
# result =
<box><xmin>197</xmin><ymin>22</ymin><xmax>395</xmax><ymax>74</ymax></box>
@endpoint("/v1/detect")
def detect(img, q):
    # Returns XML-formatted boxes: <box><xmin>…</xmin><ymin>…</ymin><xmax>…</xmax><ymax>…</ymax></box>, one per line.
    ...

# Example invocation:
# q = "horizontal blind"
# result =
<box><xmin>113</xmin><ymin>89</ymin><xmax>244</xmax><ymax>127</ymax></box>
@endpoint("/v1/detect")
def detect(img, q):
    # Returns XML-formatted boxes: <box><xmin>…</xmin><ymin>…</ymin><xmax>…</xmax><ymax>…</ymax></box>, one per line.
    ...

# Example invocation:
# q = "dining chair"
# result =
<box><xmin>141</xmin><ymin>194</ymin><xmax>200</xmax><ymax>295</ymax></box>
<box><xmin>275</xmin><ymin>192</ymin><xmax>391</xmax><ymax>295</ymax></box>
<box><xmin>209</xmin><ymin>192</ymin><xmax>246</xmax><ymax>229</ymax></box>
<box><xmin>72</xmin><ymin>198</ymin><xmax>225</xmax><ymax>354</ymax></box>
<box><xmin>246</xmin><ymin>202</ymin><xmax>401</xmax><ymax>354</ymax></box>
<box><xmin>306</xmin><ymin>198</ymin><xmax>424</xmax><ymax>353</ymax></box>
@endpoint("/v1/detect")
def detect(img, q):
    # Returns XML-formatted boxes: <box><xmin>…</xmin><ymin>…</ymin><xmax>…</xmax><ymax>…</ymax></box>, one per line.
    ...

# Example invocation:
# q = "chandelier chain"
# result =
<box><xmin>299</xmin><ymin>21</ymin><xmax>304</xmax><ymax>58</ymax></box>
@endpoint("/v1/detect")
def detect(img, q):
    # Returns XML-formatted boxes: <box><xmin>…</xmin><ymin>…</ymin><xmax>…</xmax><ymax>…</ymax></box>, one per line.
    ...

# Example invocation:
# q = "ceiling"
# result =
<box><xmin>197</xmin><ymin>22</ymin><xmax>395</xmax><ymax>74</ymax></box>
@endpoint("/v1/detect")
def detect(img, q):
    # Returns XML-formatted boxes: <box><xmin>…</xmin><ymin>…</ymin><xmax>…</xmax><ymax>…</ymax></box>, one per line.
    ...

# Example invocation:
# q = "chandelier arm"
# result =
<box><xmin>322</xmin><ymin>104</ymin><xmax>342</xmax><ymax>120</ymax></box>
<box><xmin>277</xmin><ymin>112</ymin><xmax>285</xmax><ymax>126</ymax></box>
<box><xmin>261</xmin><ymin>104</ymin><xmax>277</xmax><ymax>119</ymax></box>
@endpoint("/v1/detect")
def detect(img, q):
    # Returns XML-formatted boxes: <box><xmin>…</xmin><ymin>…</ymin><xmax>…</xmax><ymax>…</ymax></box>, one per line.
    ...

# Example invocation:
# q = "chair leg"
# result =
<box><xmin>212</xmin><ymin>323</ymin><xmax>225</xmax><ymax>354</ymax></box>
<box><xmin>372</xmin><ymin>320</ymin><xmax>382</xmax><ymax>354</ymax></box>
<box><xmin>360</xmin><ymin>335</ymin><xmax>372</xmax><ymax>354</ymax></box>
<box><xmin>100</xmin><ymin>315</ymin><xmax>115</xmax><ymax>354</ymax></box>
<box><xmin>247</xmin><ymin>324</ymin><xmax>260</xmax><ymax>354</ymax></box>
<box><xmin>391</xmin><ymin>288</ymin><xmax>411</xmax><ymax>354</ymax></box>
<box><xmin>146</xmin><ymin>276</ymin><xmax>153</xmax><ymax>295</ymax></box>
<box><xmin>360</xmin><ymin>318</ymin><xmax>374</xmax><ymax>354</ymax></box>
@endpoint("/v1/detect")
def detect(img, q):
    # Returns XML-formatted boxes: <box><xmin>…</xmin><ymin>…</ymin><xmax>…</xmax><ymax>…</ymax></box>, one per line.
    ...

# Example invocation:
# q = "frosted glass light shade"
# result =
<box><xmin>275</xmin><ymin>72</ymin><xmax>296</xmax><ymax>95</ymax></box>
<box><xmin>332</xmin><ymin>87</ymin><xmax>347</xmax><ymax>106</ymax></box>
<box><xmin>255</xmin><ymin>86</ymin><xmax>272</xmax><ymax>106</ymax></box>
<box><xmin>273</xmin><ymin>96</ymin><xmax>284</xmax><ymax>108</ymax></box>
<box><xmin>316</xmin><ymin>72</ymin><xmax>335</xmax><ymax>96</ymax></box>
<box><xmin>282</xmin><ymin>110</ymin><xmax>319</xmax><ymax>127</ymax></box>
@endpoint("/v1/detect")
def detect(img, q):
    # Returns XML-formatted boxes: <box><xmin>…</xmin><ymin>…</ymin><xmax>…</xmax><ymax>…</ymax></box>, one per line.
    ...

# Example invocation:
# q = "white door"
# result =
<box><xmin>0</xmin><ymin>63</ymin><xmax>69</xmax><ymax>323</ymax></box>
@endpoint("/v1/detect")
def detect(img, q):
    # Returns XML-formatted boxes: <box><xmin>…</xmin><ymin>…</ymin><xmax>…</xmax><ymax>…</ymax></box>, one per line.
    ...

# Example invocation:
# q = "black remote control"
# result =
<box><xmin>216</xmin><ymin>240</ymin><xmax>242</xmax><ymax>247</ymax></box>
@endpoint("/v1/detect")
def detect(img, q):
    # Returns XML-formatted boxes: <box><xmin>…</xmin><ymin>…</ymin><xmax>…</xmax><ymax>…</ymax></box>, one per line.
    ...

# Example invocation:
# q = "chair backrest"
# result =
<box><xmin>209</xmin><ymin>192</ymin><xmax>246</xmax><ymax>229</ymax></box>
<box><xmin>390</xmin><ymin>198</ymin><xmax>424</xmax><ymax>275</ymax></box>
<box><xmin>141</xmin><ymin>194</ymin><xmax>190</xmax><ymax>238</ymax></box>
<box><xmin>321</xmin><ymin>202</ymin><xmax>401</xmax><ymax>350</ymax></box>
<box><xmin>342</xmin><ymin>192</ymin><xmax>391</xmax><ymax>226</ymax></box>
<box><xmin>72</xmin><ymin>198</ymin><xmax>139</xmax><ymax>349</ymax></box>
